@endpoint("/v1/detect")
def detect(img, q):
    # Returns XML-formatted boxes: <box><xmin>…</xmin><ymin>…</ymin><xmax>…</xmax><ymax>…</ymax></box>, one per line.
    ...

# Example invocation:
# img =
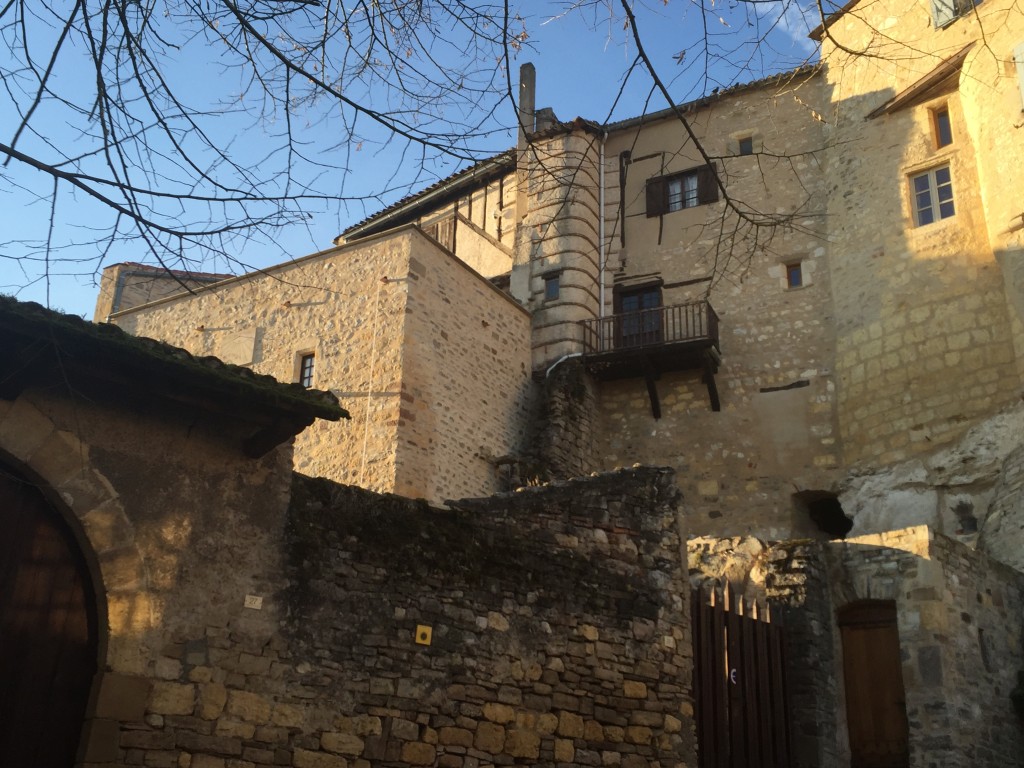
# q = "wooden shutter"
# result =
<box><xmin>646</xmin><ymin>177</ymin><xmax>667</xmax><ymax>217</ymax></box>
<box><xmin>697</xmin><ymin>164</ymin><xmax>719</xmax><ymax>205</ymax></box>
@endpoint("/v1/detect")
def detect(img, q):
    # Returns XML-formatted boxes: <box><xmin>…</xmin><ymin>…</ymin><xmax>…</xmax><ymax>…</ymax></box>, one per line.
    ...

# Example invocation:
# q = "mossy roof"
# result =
<box><xmin>1</xmin><ymin>296</ymin><xmax>347</xmax><ymax>453</ymax></box>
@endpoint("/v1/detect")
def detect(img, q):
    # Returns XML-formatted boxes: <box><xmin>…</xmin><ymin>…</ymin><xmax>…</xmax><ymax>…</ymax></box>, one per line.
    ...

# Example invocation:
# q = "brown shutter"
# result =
<box><xmin>646</xmin><ymin>177</ymin><xmax>666</xmax><ymax>217</ymax></box>
<box><xmin>697</xmin><ymin>164</ymin><xmax>719</xmax><ymax>205</ymax></box>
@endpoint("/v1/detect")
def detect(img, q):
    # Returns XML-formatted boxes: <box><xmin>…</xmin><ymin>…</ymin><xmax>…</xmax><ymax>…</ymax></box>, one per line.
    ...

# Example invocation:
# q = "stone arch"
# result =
<box><xmin>0</xmin><ymin>397</ymin><xmax>155</xmax><ymax>651</ymax></box>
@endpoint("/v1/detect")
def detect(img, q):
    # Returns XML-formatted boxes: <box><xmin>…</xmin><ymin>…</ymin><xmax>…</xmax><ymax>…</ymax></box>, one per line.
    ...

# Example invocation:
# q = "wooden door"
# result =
<box><xmin>0</xmin><ymin>467</ymin><xmax>99</xmax><ymax>767</ymax></box>
<box><xmin>616</xmin><ymin>286</ymin><xmax>663</xmax><ymax>348</ymax></box>
<box><xmin>839</xmin><ymin>601</ymin><xmax>908</xmax><ymax>768</ymax></box>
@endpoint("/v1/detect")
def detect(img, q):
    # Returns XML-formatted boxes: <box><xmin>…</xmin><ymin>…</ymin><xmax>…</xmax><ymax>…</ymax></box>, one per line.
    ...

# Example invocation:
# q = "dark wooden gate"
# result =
<box><xmin>692</xmin><ymin>582</ymin><xmax>792</xmax><ymax>768</ymax></box>
<box><xmin>0</xmin><ymin>466</ymin><xmax>99</xmax><ymax>767</ymax></box>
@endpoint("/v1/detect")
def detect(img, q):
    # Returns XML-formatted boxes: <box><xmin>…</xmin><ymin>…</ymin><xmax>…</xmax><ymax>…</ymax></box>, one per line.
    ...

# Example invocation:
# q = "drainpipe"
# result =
<box><xmin>599</xmin><ymin>131</ymin><xmax>607</xmax><ymax>320</ymax></box>
<box><xmin>545</xmin><ymin>352</ymin><xmax>583</xmax><ymax>378</ymax></box>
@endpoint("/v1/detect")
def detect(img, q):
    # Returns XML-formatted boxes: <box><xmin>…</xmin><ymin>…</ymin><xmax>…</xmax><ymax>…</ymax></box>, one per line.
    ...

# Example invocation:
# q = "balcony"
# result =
<box><xmin>579</xmin><ymin>300</ymin><xmax>722</xmax><ymax>415</ymax></box>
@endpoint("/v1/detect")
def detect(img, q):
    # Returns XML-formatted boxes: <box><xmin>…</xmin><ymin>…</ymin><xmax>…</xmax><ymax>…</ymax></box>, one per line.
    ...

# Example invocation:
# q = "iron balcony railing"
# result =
<box><xmin>579</xmin><ymin>300</ymin><xmax>720</xmax><ymax>355</ymax></box>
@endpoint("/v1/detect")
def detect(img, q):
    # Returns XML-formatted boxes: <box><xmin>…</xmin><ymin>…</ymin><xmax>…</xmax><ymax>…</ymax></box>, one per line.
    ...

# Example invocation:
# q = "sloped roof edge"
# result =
<box><xmin>865</xmin><ymin>42</ymin><xmax>975</xmax><ymax>118</ymax></box>
<box><xmin>341</xmin><ymin>65</ymin><xmax>819</xmax><ymax>243</ymax></box>
<box><xmin>339</xmin><ymin>150</ymin><xmax>516</xmax><ymax>242</ymax></box>
<box><xmin>808</xmin><ymin>0</ymin><xmax>861</xmax><ymax>41</ymax></box>
<box><xmin>1</xmin><ymin>296</ymin><xmax>347</xmax><ymax>456</ymax></box>
<box><xmin>604</xmin><ymin>64</ymin><xmax>821</xmax><ymax>133</ymax></box>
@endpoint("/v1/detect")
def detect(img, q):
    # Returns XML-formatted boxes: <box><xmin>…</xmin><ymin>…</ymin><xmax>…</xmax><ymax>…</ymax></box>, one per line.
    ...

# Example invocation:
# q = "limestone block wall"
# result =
<box><xmin>826</xmin><ymin>527</ymin><xmax>1024</xmax><ymax>768</ymax></box>
<box><xmin>820</xmin><ymin>0</ymin><xmax>1023</xmax><ymax>466</ymax></box>
<box><xmin>0</xmin><ymin>388</ymin><xmax>295</xmax><ymax>768</ymax></box>
<box><xmin>59</xmin><ymin>464</ymin><xmax>694</xmax><ymax>768</ymax></box>
<box><xmin>110</xmin><ymin>234</ymin><xmax>412</xmax><ymax>495</ymax></box>
<box><xmin>109</xmin><ymin>229</ymin><xmax>534</xmax><ymax>505</ymax></box>
<box><xmin>93</xmin><ymin>263</ymin><xmax>230</xmax><ymax>322</ymax></box>
<box><xmin>593</xmin><ymin>73</ymin><xmax>840</xmax><ymax>539</ymax></box>
<box><xmin>394</xmin><ymin>236</ymin><xmax>534</xmax><ymax>502</ymax></box>
<box><xmin>689</xmin><ymin>527</ymin><xmax>1024</xmax><ymax>768</ymax></box>
<box><xmin>519</xmin><ymin>127</ymin><xmax>603</xmax><ymax>369</ymax></box>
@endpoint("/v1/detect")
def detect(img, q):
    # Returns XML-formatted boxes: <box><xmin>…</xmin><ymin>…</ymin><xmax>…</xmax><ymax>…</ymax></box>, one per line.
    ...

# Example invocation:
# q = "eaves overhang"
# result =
<box><xmin>865</xmin><ymin>43</ymin><xmax>975</xmax><ymax>118</ymax></box>
<box><xmin>1</xmin><ymin>296</ymin><xmax>348</xmax><ymax>458</ymax></box>
<box><xmin>338</xmin><ymin>150</ymin><xmax>516</xmax><ymax>243</ymax></box>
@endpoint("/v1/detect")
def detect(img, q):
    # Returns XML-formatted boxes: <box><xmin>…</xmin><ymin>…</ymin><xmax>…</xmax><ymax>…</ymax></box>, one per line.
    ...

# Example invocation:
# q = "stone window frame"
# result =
<box><xmin>909</xmin><ymin>164</ymin><xmax>956</xmax><ymax>227</ymax></box>
<box><xmin>931</xmin><ymin>104</ymin><xmax>953</xmax><ymax>148</ymax></box>
<box><xmin>296</xmin><ymin>351</ymin><xmax>316</xmax><ymax>388</ymax></box>
<box><xmin>542</xmin><ymin>271</ymin><xmax>561</xmax><ymax>302</ymax></box>
<box><xmin>728</xmin><ymin>130</ymin><xmax>762</xmax><ymax>157</ymax></box>
<box><xmin>786</xmin><ymin>262</ymin><xmax>804</xmax><ymax>289</ymax></box>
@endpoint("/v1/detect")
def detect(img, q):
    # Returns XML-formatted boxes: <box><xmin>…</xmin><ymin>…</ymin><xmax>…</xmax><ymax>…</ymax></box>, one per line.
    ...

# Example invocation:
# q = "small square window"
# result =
<box><xmin>298</xmin><ymin>353</ymin><xmax>315</xmax><ymax>388</ymax></box>
<box><xmin>738</xmin><ymin>136</ymin><xmax>754</xmax><ymax>156</ymax></box>
<box><xmin>544</xmin><ymin>273</ymin><xmax>560</xmax><ymax>301</ymax></box>
<box><xmin>932</xmin><ymin>106</ymin><xmax>953</xmax><ymax>148</ymax></box>
<box><xmin>911</xmin><ymin>165</ymin><xmax>955</xmax><ymax>226</ymax></box>
<box><xmin>786</xmin><ymin>263</ymin><xmax>803</xmax><ymax>289</ymax></box>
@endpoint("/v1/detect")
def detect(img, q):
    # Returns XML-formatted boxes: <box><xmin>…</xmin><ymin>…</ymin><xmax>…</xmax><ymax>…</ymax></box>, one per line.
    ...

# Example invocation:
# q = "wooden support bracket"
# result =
<box><xmin>643</xmin><ymin>360</ymin><xmax>662</xmax><ymax>420</ymax></box>
<box><xmin>703</xmin><ymin>350</ymin><xmax>721</xmax><ymax>412</ymax></box>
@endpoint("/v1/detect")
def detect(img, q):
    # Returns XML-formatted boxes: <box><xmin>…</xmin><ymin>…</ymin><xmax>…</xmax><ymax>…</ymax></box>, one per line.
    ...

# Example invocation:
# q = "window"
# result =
<box><xmin>911</xmin><ymin>165</ymin><xmax>955</xmax><ymax>226</ymax></box>
<box><xmin>932</xmin><ymin>0</ymin><xmax>979</xmax><ymax>27</ymax></box>
<box><xmin>543</xmin><ymin>273</ymin><xmax>560</xmax><ymax>301</ymax></box>
<box><xmin>299</xmin><ymin>353</ymin><xmax>315</xmax><ymax>388</ymax></box>
<box><xmin>646</xmin><ymin>165</ymin><xmax>719</xmax><ymax>217</ymax></box>
<box><xmin>738</xmin><ymin>136</ymin><xmax>754</xmax><ymax>156</ymax></box>
<box><xmin>932</xmin><ymin>106</ymin><xmax>953</xmax><ymax>148</ymax></box>
<box><xmin>786</xmin><ymin>262</ymin><xmax>803</xmax><ymax>289</ymax></box>
<box><xmin>615</xmin><ymin>285</ymin><xmax>662</xmax><ymax>347</ymax></box>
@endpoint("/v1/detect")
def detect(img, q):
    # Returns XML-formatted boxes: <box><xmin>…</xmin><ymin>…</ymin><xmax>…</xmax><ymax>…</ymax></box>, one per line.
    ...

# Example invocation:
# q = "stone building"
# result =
<box><xmin>73</xmin><ymin>5</ymin><xmax>1024</xmax><ymax>763</ymax></box>
<box><xmin>1</xmin><ymin>296</ymin><xmax>698</xmax><ymax>768</ymax></box>
<box><xmin>102</xmin><ymin>0</ymin><xmax>1024</xmax><ymax>549</ymax></box>
<box><xmin>5</xmin><ymin>294</ymin><xmax>1023</xmax><ymax>768</ymax></box>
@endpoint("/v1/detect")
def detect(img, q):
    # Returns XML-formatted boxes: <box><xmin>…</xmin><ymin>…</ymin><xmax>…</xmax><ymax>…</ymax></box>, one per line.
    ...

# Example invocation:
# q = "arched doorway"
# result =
<box><xmin>0</xmin><ymin>465</ymin><xmax>99</xmax><ymax>767</ymax></box>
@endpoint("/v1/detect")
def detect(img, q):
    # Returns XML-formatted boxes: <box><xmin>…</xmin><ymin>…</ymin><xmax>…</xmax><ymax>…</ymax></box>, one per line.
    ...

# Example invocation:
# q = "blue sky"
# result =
<box><xmin>0</xmin><ymin>2</ymin><xmax>821</xmax><ymax>318</ymax></box>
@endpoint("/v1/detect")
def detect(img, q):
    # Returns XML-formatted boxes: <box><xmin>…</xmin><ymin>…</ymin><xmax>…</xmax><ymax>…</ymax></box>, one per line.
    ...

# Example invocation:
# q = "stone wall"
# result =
<box><xmin>525</xmin><ymin>358</ymin><xmax>599</xmax><ymax>482</ymax></box>
<box><xmin>820</xmin><ymin>0</ymin><xmax>1023</xmax><ymax>467</ymax></box>
<box><xmin>109</xmin><ymin>228</ymin><xmax>534</xmax><ymax>505</ymax></box>
<box><xmin>395</xmin><ymin>242</ymin><xmax>534</xmax><ymax>502</ymax></box>
<box><xmin>278</xmin><ymin>469</ymin><xmax>694</xmax><ymax>768</ymax></box>
<box><xmin>826</xmin><ymin>527</ymin><xmax>1024</xmax><ymax>768</ymax></box>
<box><xmin>689</xmin><ymin>527</ymin><xmax>1024</xmax><ymax>768</ymax></box>
<box><xmin>592</xmin><ymin>71</ymin><xmax>840</xmax><ymax>539</ymax></box>
<box><xmin>60</xmin><ymin>462</ymin><xmax>695</xmax><ymax>768</ymax></box>
<box><xmin>0</xmin><ymin>385</ymin><xmax>297</xmax><ymax>768</ymax></box>
<box><xmin>110</xmin><ymin>234</ymin><xmax>412</xmax><ymax>495</ymax></box>
<box><xmin>93</xmin><ymin>263</ymin><xmax>231</xmax><ymax>322</ymax></box>
<box><xmin>518</xmin><ymin>127</ymin><xmax>603</xmax><ymax>369</ymax></box>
